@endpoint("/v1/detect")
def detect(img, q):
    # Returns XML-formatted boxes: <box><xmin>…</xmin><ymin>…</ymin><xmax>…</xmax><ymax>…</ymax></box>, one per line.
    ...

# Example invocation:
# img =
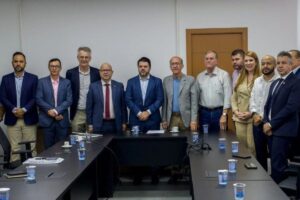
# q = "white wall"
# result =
<box><xmin>0</xmin><ymin>0</ymin><xmax>299</xmax><ymax>82</ymax></box>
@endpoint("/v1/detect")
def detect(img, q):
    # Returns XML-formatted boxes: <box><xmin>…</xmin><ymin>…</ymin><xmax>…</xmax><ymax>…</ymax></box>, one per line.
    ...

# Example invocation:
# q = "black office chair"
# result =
<box><xmin>279</xmin><ymin>157</ymin><xmax>300</xmax><ymax>200</ymax></box>
<box><xmin>0</xmin><ymin>127</ymin><xmax>35</xmax><ymax>169</ymax></box>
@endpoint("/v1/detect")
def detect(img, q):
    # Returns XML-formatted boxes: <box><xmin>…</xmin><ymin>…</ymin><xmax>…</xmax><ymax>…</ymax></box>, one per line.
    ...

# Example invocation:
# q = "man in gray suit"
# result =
<box><xmin>36</xmin><ymin>58</ymin><xmax>72</xmax><ymax>149</ymax></box>
<box><xmin>162</xmin><ymin>56</ymin><xmax>198</xmax><ymax>131</ymax></box>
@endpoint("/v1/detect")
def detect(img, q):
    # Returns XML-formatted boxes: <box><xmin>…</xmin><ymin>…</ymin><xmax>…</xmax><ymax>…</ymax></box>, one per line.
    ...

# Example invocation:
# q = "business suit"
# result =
<box><xmin>0</xmin><ymin>72</ymin><xmax>38</xmax><ymax>161</ymax></box>
<box><xmin>125</xmin><ymin>75</ymin><xmax>163</xmax><ymax>133</ymax></box>
<box><xmin>36</xmin><ymin>76</ymin><xmax>72</xmax><ymax>149</ymax></box>
<box><xmin>162</xmin><ymin>74</ymin><xmax>198</xmax><ymax>129</ymax></box>
<box><xmin>86</xmin><ymin>80</ymin><xmax>127</xmax><ymax>134</ymax></box>
<box><xmin>264</xmin><ymin>72</ymin><xmax>300</xmax><ymax>183</ymax></box>
<box><xmin>66</xmin><ymin>66</ymin><xmax>100</xmax><ymax>120</ymax></box>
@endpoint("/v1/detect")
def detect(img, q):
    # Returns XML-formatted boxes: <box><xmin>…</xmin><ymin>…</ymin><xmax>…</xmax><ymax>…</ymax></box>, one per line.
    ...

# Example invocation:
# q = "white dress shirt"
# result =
<box><xmin>78</xmin><ymin>68</ymin><xmax>91</xmax><ymax>110</ymax></box>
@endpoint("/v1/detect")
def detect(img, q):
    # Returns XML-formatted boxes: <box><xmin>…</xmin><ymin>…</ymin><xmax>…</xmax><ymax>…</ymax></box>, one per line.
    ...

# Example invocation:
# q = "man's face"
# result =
<box><xmin>261</xmin><ymin>57</ymin><xmax>275</xmax><ymax>75</ymax></box>
<box><xmin>12</xmin><ymin>55</ymin><xmax>26</xmax><ymax>73</ymax></box>
<box><xmin>170</xmin><ymin>57</ymin><xmax>183</xmax><ymax>76</ymax></box>
<box><xmin>277</xmin><ymin>56</ymin><xmax>292</xmax><ymax>76</ymax></box>
<box><xmin>289</xmin><ymin>51</ymin><xmax>300</xmax><ymax>70</ymax></box>
<box><xmin>99</xmin><ymin>64</ymin><xmax>113</xmax><ymax>82</ymax></box>
<box><xmin>77</xmin><ymin>50</ymin><xmax>91</xmax><ymax>68</ymax></box>
<box><xmin>204</xmin><ymin>52</ymin><xmax>217</xmax><ymax>70</ymax></box>
<box><xmin>48</xmin><ymin>60</ymin><xmax>61</xmax><ymax>77</ymax></box>
<box><xmin>231</xmin><ymin>54</ymin><xmax>244</xmax><ymax>70</ymax></box>
<box><xmin>138</xmin><ymin>61</ymin><xmax>150</xmax><ymax>78</ymax></box>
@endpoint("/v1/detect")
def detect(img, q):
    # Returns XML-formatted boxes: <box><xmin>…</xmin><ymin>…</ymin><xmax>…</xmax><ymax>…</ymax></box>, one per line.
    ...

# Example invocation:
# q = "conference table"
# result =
<box><xmin>0</xmin><ymin>131</ymin><xmax>289</xmax><ymax>200</ymax></box>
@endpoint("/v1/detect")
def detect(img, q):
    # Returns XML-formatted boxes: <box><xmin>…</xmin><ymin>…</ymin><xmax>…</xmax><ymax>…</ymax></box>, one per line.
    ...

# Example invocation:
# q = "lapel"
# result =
<box><xmin>144</xmin><ymin>75</ymin><xmax>153</xmax><ymax>102</ymax></box>
<box><xmin>167</xmin><ymin>76</ymin><xmax>173</xmax><ymax>99</ymax></box>
<box><xmin>111</xmin><ymin>80</ymin><xmax>117</xmax><ymax>111</ymax></box>
<box><xmin>179</xmin><ymin>74</ymin><xmax>187</xmax><ymax>95</ymax></box>
<box><xmin>75</xmin><ymin>67</ymin><xmax>80</xmax><ymax>92</ymax></box>
<box><xmin>47</xmin><ymin>76</ymin><xmax>55</xmax><ymax>106</ymax></box>
<box><xmin>135</xmin><ymin>76</ymin><xmax>143</xmax><ymax>102</ymax></box>
<box><xmin>9</xmin><ymin>73</ymin><xmax>17</xmax><ymax>104</ymax></box>
<box><xmin>98</xmin><ymin>81</ymin><xmax>104</xmax><ymax>108</ymax></box>
<box><xmin>57</xmin><ymin>77</ymin><xmax>63</xmax><ymax>105</ymax></box>
<box><xmin>273</xmin><ymin>73</ymin><xmax>293</xmax><ymax>102</ymax></box>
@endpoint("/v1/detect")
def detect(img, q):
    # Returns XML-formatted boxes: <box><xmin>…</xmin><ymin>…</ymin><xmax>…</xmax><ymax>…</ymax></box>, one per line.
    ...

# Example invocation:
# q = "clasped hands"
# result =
<box><xmin>48</xmin><ymin>109</ymin><xmax>63</xmax><ymax>121</ymax></box>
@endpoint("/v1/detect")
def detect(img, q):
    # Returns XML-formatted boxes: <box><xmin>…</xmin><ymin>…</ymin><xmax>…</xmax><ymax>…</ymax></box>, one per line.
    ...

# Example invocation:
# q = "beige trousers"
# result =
<box><xmin>234</xmin><ymin>121</ymin><xmax>256</xmax><ymax>155</ymax></box>
<box><xmin>7</xmin><ymin>119</ymin><xmax>37</xmax><ymax>162</ymax></box>
<box><xmin>169</xmin><ymin>114</ymin><xmax>188</xmax><ymax>131</ymax></box>
<box><xmin>71</xmin><ymin>110</ymin><xmax>87</xmax><ymax>132</ymax></box>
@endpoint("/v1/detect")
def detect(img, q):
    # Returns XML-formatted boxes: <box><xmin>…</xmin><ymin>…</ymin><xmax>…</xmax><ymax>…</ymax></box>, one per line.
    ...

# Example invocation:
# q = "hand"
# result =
<box><xmin>55</xmin><ymin>114</ymin><xmax>63</xmax><ymax>121</ymax></box>
<box><xmin>88</xmin><ymin>126</ymin><xmax>93</xmax><ymax>133</ymax></box>
<box><xmin>14</xmin><ymin>108</ymin><xmax>25</xmax><ymax>118</ymax></box>
<box><xmin>122</xmin><ymin>123</ymin><xmax>127</xmax><ymax>132</ymax></box>
<box><xmin>253</xmin><ymin>114</ymin><xmax>262</xmax><ymax>126</ymax></box>
<box><xmin>190</xmin><ymin>121</ymin><xmax>197</xmax><ymax>131</ymax></box>
<box><xmin>263</xmin><ymin>123</ymin><xmax>272</xmax><ymax>136</ymax></box>
<box><xmin>162</xmin><ymin>121</ymin><xmax>168</xmax><ymax>130</ymax></box>
<box><xmin>219</xmin><ymin>115</ymin><xmax>227</xmax><ymax>130</ymax></box>
<box><xmin>48</xmin><ymin>109</ymin><xmax>57</xmax><ymax>118</ymax></box>
<box><xmin>139</xmin><ymin>111</ymin><xmax>150</xmax><ymax>121</ymax></box>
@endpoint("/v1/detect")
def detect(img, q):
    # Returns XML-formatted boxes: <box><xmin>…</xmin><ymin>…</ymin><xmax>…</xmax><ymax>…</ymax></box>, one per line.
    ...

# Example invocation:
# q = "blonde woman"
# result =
<box><xmin>231</xmin><ymin>51</ymin><xmax>261</xmax><ymax>155</ymax></box>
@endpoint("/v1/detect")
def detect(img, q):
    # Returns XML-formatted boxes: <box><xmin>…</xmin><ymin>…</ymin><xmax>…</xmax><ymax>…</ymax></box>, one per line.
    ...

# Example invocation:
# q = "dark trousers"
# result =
<box><xmin>199</xmin><ymin>107</ymin><xmax>223</xmax><ymax>133</ymax></box>
<box><xmin>270</xmin><ymin>135</ymin><xmax>293</xmax><ymax>183</ymax></box>
<box><xmin>253</xmin><ymin>123</ymin><xmax>272</xmax><ymax>171</ymax></box>
<box><xmin>43</xmin><ymin>122</ymin><xmax>68</xmax><ymax>149</ymax></box>
<box><xmin>99</xmin><ymin>120</ymin><xmax>117</xmax><ymax>134</ymax></box>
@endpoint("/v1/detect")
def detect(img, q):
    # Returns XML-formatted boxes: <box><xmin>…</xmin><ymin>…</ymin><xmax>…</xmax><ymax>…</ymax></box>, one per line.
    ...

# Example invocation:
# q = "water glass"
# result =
<box><xmin>233</xmin><ymin>183</ymin><xmax>246</xmax><ymax>200</ymax></box>
<box><xmin>132</xmin><ymin>125</ymin><xmax>139</xmax><ymax>136</ymax></box>
<box><xmin>0</xmin><ymin>188</ymin><xmax>10</xmax><ymax>200</ymax></box>
<box><xmin>70</xmin><ymin>135</ymin><xmax>76</xmax><ymax>145</ymax></box>
<box><xmin>26</xmin><ymin>165</ymin><xmax>36</xmax><ymax>183</ymax></box>
<box><xmin>202</xmin><ymin>124</ymin><xmax>209</xmax><ymax>134</ymax></box>
<box><xmin>218</xmin><ymin>169</ymin><xmax>228</xmax><ymax>186</ymax></box>
<box><xmin>218</xmin><ymin>138</ymin><xmax>226</xmax><ymax>150</ymax></box>
<box><xmin>232</xmin><ymin>141</ymin><xmax>239</xmax><ymax>154</ymax></box>
<box><xmin>228</xmin><ymin>159</ymin><xmax>238</xmax><ymax>173</ymax></box>
<box><xmin>77</xmin><ymin>148</ymin><xmax>86</xmax><ymax>161</ymax></box>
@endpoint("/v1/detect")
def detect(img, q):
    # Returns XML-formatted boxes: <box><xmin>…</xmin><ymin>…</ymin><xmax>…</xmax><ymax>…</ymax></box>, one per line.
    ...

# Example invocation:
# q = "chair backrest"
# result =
<box><xmin>0</xmin><ymin>127</ymin><xmax>11</xmax><ymax>167</ymax></box>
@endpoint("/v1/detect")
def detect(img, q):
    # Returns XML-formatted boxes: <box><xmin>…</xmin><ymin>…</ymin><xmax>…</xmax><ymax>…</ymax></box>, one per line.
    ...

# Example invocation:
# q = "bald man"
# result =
<box><xmin>249</xmin><ymin>55</ymin><xmax>278</xmax><ymax>171</ymax></box>
<box><xmin>86</xmin><ymin>63</ymin><xmax>127</xmax><ymax>134</ymax></box>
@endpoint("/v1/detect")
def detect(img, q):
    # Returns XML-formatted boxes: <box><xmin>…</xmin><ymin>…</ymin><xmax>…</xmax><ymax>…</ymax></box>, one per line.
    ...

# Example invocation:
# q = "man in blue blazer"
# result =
<box><xmin>36</xmin><ymin>58</ymin><xmax>72</xmax><ymax>149</ymax></box>
<box><xmin>66</xmin><ymin>47</ymin><xmax>100</xmax><ymax>132</ymax></box>
<box><xmin>263</xmin><ymin>51</ymin><xmax>300</xmax><ymax>183</ymax></box>
<box><xmin>125</xmin><ymin>57</ymin><xmax>164</xmax><ymax>133</ymax></box>
<box><xmin>0</xmin><ymin>52</ymin><xmax>38</xmax><ymax>163</ymax></box>
<box><xmin>86</xmin><ymin>63</ymin><xmax>127</xmax><ymax>134</ymax></box>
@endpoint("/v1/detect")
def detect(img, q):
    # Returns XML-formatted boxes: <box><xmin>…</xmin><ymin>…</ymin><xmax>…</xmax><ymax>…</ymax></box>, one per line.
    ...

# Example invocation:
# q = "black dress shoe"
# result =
<box><xmin>151</xmin><ymin>175</ymin><xmax>159</xmax><ymax>185</ymax></box>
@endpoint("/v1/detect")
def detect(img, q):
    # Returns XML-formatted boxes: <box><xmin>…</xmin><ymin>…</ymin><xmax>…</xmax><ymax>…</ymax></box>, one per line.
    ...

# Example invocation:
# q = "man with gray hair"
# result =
<box><xmin>66</xmin><ymin>47</ymin><xmax>100</xmax><ymax>132</ymax></box>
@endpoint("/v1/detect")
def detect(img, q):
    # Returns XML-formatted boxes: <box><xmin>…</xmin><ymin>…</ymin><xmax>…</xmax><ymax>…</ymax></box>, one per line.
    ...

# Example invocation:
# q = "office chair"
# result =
<box><xmin>279</xmin><ymin>157</ymin><xmax>300</xmax><ymax>200</ymax></box>
<box><xmin>0</xmin><ymin>127</ymin><xmax>35</xmax><ymax>169</ymax></box>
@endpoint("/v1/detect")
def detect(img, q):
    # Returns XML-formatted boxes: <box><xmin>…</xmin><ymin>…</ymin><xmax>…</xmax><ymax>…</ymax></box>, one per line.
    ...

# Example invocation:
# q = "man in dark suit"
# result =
<box><xmin>36</xmin><ymin>58</ymin><xmax>72</xmax><ymax>149</ymax></box>
<box><xmin>125</xmin><ymin>57</ymin><xmax>164</xmax><ymax>133</ymax></box>
<box><xmin>66</xmin><ymin>47</ymin><xmax>100</xmax><ymax>132</ymax></box>
<box><xmin>86</xmin><ymin>63</ymin><xmax>127</xmax><ymax>134</ymax></box>
<box><xmin>0</xmin><ymin>52</ymin><xmax>38</xmax><ymax>164</ymax></box>
<box><xmin>125</xmin><ymin>57</ymin><xmax>164</xmax><ymax>185</ymax></box>
<box><xmin>263</xmin><ymin>51</ymin><xmax>300</xmax><ymax>183</ymax></box>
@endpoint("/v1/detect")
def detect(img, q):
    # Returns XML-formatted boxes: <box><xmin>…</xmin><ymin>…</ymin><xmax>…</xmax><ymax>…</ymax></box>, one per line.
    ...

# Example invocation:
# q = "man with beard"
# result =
<box><xmin>231</xmin><ymin>49</ymin><xmax>245</xmax><ymax>87</ymax></box>
<box><xmin>0</xmin><ymin>52</ymin><xmax>38</xmax><ymax>166</ymax></box>
<box><xmin>249</xmin><ymin>55</ymin><xmax>278</xmax><ymax>171</ymax></box>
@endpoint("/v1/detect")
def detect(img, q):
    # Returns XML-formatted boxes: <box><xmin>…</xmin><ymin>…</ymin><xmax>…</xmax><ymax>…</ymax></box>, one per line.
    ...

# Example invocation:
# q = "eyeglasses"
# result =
<box><xmin>99</xmin><ymin>69</ymin><xmax>112</xmax><ymax>72</ymax></box>
<box><xmin>49</xmin><ymin>65</ymin><xmax>61</xmax><ymax>68</ymax></box>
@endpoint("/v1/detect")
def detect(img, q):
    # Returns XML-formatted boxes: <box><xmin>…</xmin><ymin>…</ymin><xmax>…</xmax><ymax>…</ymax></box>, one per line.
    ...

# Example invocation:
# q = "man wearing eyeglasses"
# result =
<box><xmin>36</xmin><ymin>58</ymin><xmax>72</xmax><ymax>149</ymax></box>
<box><xmin>86</xmin><ymin>63</ymin><xmax>127</xmax><ymax>134</ymax></box>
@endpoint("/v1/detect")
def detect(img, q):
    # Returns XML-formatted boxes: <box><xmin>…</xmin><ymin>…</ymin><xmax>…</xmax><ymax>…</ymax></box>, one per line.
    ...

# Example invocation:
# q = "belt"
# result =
<box><xmin>103</xmin><ymin>119</ymin><xmax>115</xmax><ymax>122</ymax></box>
<box><xmin>172</xmin><ymin>112</ymin><xmax>181</xmax><ymax>116</ymax></box>
<box><xmin>200</xmin><ymin>106</ymin><xmax>223</xmax><ymax>111</ymax></box>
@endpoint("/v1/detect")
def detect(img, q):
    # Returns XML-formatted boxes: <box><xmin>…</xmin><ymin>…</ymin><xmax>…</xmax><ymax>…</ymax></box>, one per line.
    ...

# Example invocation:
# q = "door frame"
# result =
<box><xmin>186</xmin><ymin>27</ymin><xmax>248</xmax><ymax>75</ymax></box>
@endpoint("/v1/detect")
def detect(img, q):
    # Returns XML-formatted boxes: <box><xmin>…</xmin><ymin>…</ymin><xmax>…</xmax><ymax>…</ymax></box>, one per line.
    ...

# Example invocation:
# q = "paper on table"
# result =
<box><xmin>72</xmin><ymin>132</ymin><xmax>103</xmax><ymax>138</ymax></box>
<box><xmin>146</xmin><ymin>130</ymin><xmax>165</xmax><ymax>134</ymax></box>
<box><xmin>23</xmin><ymin>157</ymin><xmax>64</xmax><ymax>165</ymax></box>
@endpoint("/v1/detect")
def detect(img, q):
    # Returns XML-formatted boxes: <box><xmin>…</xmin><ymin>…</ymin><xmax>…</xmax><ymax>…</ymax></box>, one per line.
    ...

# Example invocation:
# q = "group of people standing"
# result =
<box><xmin>0</xmin><ymin>46</ymin><xmax>300</xmax><ymax>185</ymax></box>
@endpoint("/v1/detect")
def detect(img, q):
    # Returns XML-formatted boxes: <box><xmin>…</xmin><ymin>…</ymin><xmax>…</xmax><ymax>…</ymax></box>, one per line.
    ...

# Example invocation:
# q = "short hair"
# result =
<box><xmin>277</xmin><ymin>51</ymin><xmax>292</xmax><ymax>64</ymax></box>
<box><xmin>205</xmin><ymin>50</ymin><xmax>218</xmax><ymax>59</ymax></box>
<box><xmin>77</xmin><ymin>46</ymin><xmax>91</xmax><ymax>54</ymax></box>
<box><xmin>289</xmin><ymin>49</ymin><xmax>300</xmax><ymax>59</ymax></box>
<box><xmin>231</xmin><ymin>49</ymin><xmax>245</xmax><ymax>58</ymax></box>
<box><xmin>137</xmin><ymin>57</ymin><xmax>151</xmax><ymax>67</ymax></box>
<box><xmin>169</xmin><ymin>56</ymin><xmax>183</xmax><ymax>65</ymax></box>
<box><xmin>48</xmin><ymin>58</ymin><xmax>62</xmax><ymax>67</ymax></box>
<box><xmin>12</xmin><ymin>51</ymin><xmax>26</xmax><ymax>61</ymax></box>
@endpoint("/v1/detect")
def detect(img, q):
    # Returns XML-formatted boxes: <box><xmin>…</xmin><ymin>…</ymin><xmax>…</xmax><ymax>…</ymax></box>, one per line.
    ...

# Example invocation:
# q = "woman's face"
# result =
<box><xmin>244</xmin><ymin>55</ymin><xmax>256</xmax><ymax>73</ymax></box>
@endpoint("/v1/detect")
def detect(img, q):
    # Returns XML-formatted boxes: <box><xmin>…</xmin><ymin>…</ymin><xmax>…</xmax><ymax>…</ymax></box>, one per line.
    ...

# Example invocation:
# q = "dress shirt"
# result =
<box><xmin>249</xmin><ymin>74</ymin><xmax>278</xmax><ymax>118</ymax></box>
<box><xmin>172</xmin><ymin>77</ymin><xmax>180</xmax><ymax>112</ymax></box>
<box><xmin>197</xmin><ymin>66</ymin><xmax>232</xmax><ymax>109</ymax></box>
<box><xmin>102</xmin><ymin>80</ymin><xmax>115</xmax><ymax>119</ymax></box>
<box><xmin>232</xmin><ymin>69</ymin><xmax>240</xmax><ymax>88</ymax></box>
<box><xmin>14</xmin><ymin>72</ymin><xmax>24</xmax><ymax>108</ymax></box>
<box><xmin>293</xmin><ymin>66</ymin><xmax>300</xmax><ymax>74</ymax></box>
<box><xmin>78</xmin><ymin>68</ymin><xmax>91</xmax><ymax>110</ymax></box>
<box><xmin>139</xmin><ymin>75</ymin><xmax>150</xmax><ymax>104</ymax></box>
<box><xmin>51</xmin><ymin>77</ymin><xmax>59</xmax><ymax>107</ymax></box>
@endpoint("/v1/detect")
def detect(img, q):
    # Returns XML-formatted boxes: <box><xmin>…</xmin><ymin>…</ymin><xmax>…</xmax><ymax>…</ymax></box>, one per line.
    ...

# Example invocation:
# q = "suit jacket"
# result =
<box><xmin>0</xmin><ymin>72</ymin><xmax>38</xmax><ymax>125</ymax></box>
<box><xmin>294</xmin><ymin>67</ymin><xmax>300</xmax><ymax>79</ymax></box>
<box><xmin>125</xmin><ymin>75</ymin><xmax>164</xmax><ymax>128</ymax></box>
<box><xmin>263</xmin><ymin>73</ymin><xmax>300</xmax><ymax>137</ymax></box>
<box><xmin>162</xmin><ymin>74</ymin><xmax>198</xmax><ymax>127</ymax></box>
<box><xmin>36</xmin><ymin>76</ymin><xmax>72</xmax><ymax>128</ymax></box>
<box><xmin>66</xmin><ymin>66</ymin><xmax>100</xmax><ymax>120</ymax></box>
<box><xmin>86</xmin><ymin>80</ymin><xmax>127</xmax><ymax>133</ymax></box>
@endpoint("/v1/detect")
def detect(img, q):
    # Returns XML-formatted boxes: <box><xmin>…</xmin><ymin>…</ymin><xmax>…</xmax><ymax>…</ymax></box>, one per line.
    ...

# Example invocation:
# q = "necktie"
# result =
<box><xmin>105</xmin><ymin>84</ymin><xmax>110</xmax><ymax>119</ymax></box>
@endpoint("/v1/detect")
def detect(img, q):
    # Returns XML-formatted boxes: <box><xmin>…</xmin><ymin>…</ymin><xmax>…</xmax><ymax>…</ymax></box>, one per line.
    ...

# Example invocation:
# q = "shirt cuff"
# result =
<box><xmin>53</xmin><ymin>109</ymin><xmax>58</xmax><ymax>115</ymax></box>
<box><xmin>137</xmin><ymin>111</ymin><xmax>142</xmax><ymax>117</ymax></box>
<box><xmin>22</xmin><ymin>107</ymin><xmax>27</xmax><ymax>113</ymax></box>
<box><xmin>147</xmin><ymin>109</ymin><xmax>151</xmax><ymax>115</ymax></box>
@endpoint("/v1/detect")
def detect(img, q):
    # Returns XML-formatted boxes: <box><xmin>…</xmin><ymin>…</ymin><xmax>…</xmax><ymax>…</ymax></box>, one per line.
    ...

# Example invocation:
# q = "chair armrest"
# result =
<box><xmin>289</xmin><ymin>160</ymin><xmax>300</xmax><ymax>167</ymax></box>
<box><xmin>12</xmin><ymin>150</ymin><xmax>32</xmax><ymax>154</ymax></box>
<box><xmin>18</xmin><ymin>140</ymin><xmax>35</xmax><ymax>145</ymax></box>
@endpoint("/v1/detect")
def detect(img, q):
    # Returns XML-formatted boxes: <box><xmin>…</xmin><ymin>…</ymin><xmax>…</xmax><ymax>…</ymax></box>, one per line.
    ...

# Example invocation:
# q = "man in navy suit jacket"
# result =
<box><xmin>66</xmin><ymin>47</ymin><xmax>100</xmax><ymax>132</ymax></box>
<box><xmin>0</xmin><ymin>52</ymin><xmax>38</xmax><ymax>163</ymax></box>
<box><xmin>36</xmin><ymin>58</ymin><xmax>72</xmax><ymax>149</ymax></box>
<box><xmin>86</xmin><ymin>63</ymin><xmax>127</xmax><ymax>134</ymax></box>
<box><xmin>125</xmin><ymin>57</ymin><xmax>164</xmax><ymax>133</ymax></box>
<box><xmin>263</xmin><ymin>51</ymin><xmax>300</xmax><ymax>183</ymax></box>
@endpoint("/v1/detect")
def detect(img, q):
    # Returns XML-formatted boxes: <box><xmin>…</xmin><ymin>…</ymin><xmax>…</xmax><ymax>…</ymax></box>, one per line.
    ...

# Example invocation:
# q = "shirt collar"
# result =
<box><xmin>293</xmin><ymin>66</ymin><xmax>300</xmax><ymax>74</ymax></box>
<box><xmin>14</xmin><ymin>71</ymin><xmax>25</xmax><ymax>78</ymax></box>
<box><xmin>51</xmin><ymin>77</ymin><xmax>60</xmax><ymax>84</ymax></box>
<box><xmin>79</xmin><ymin>67</ymin><xmax>90</xmax><ymax>75</ymax></box>
<box><xmin>280</xmin><ymin>71</ymin><xmax>292</xmax><ymax>80</ymax></box>
<box><xmin>205</xmin><ymin>66</ymin><xmax>219</xmax><ymax>76</ymax></box>
<box><xmin>139</xmin><ymin>75</ymin><xmax>150</xmax><ymax>81</ymax></box>
<box><xmin>102</xmin><ymin>80</ymin><xmax>111</xmax><ymax>85</ymax></box>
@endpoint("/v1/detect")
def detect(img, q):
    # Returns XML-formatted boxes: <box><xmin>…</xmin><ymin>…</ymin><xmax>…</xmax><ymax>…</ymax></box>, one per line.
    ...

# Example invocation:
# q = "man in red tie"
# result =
<box><xmin>86</xmin><ymin>63</ymin><xmax>127</xmax><ymax>134</ymax></box>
